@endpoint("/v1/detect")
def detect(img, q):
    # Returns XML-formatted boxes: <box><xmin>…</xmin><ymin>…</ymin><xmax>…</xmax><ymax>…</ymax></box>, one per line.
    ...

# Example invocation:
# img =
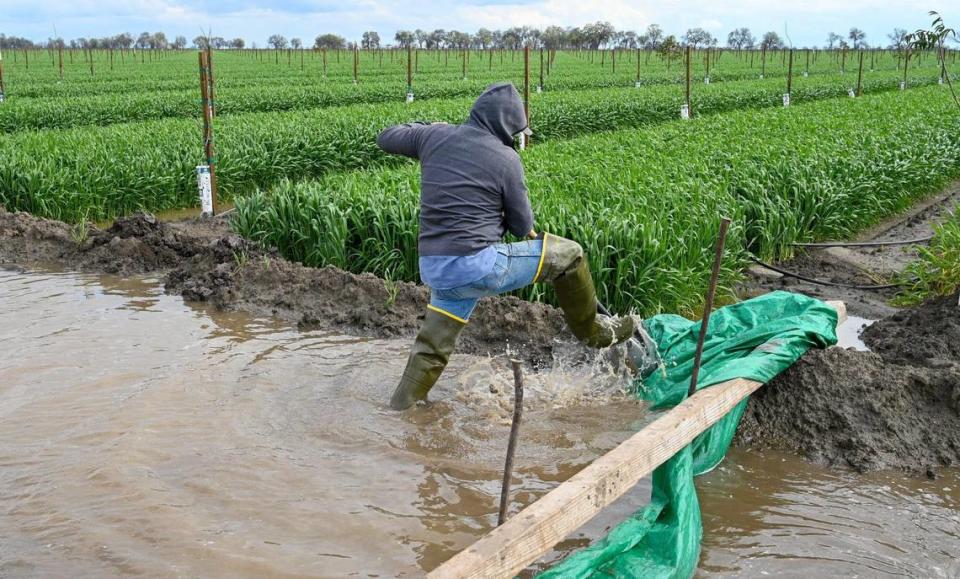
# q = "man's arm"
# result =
<box><xmin>376</xmin><ymin>122</ymin><xmax>440</xmax><ymax>159</ymax></box>
<box><xmin>502</xmin><ymin>154</ymin><xmax>536</xmax><ymax>238</ymax></box>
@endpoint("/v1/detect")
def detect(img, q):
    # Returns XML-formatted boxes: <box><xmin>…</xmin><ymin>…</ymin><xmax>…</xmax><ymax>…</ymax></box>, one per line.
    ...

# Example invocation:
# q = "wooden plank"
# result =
<box><xmin>429</xmin><ymin>302</ymin><xmax>846</xmax><ymax>579</ymax></box>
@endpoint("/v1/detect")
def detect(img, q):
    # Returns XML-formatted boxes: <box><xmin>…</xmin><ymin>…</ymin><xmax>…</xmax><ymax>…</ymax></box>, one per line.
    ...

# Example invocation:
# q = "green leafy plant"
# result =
<box><xmin>906</xmin><ymin>11</ymin><xmax>959</xmax><ymax>109</ymax></box>
<box><xmin>894</xmin><ymin>211</ymin><xmax>960</xmax><ymax>305</ymax></box>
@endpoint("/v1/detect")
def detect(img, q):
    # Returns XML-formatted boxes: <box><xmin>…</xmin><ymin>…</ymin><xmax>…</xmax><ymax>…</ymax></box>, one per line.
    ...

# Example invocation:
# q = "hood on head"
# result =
<box><xmin>467</xmin><ymin>82</ymin><xmax>532</xmax><ymax>146</ymax></box>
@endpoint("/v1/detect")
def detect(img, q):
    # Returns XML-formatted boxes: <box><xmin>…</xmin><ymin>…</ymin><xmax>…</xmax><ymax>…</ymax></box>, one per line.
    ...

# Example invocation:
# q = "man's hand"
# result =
<box><xmin>527</xmin><ymin>229</ymin><xmax>538</xmax><ymax>240</ymax></box>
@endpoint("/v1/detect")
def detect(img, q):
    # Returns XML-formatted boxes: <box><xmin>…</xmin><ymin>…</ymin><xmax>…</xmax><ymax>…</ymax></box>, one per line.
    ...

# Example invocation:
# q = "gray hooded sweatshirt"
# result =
<box><xmin>376</xmin><ymin>82</ymin><xmax>535</xmax><ymax>258</ymax></box>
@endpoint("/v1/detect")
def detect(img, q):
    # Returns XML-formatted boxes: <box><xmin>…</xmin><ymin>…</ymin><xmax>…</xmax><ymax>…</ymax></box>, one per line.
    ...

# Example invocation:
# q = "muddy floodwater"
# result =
<box><xmin>2</xmin><ymin>268</ymin><xmax>958</xmax><ymax>578</ymax></box>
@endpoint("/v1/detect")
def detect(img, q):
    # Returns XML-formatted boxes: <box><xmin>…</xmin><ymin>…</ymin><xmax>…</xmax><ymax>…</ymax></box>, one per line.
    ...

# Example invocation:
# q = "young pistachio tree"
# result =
<box><xmin>906</xmin><ymin>11</ymin><xmax>958</xmax><ymax>109</ymax></box>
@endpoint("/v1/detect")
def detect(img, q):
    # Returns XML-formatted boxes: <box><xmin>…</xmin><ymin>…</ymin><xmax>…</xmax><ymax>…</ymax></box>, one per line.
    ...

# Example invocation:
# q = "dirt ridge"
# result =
<box><xmin>0</xmin><ymin>208</ymin><xmax>575</xmax><ymax>366</ymax></box>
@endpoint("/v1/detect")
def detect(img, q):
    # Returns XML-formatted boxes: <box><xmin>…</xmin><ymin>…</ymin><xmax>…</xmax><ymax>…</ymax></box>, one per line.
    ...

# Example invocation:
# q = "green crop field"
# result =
<box><xmin>0</xmin><ymin>45</ymin><xmax>958</xmax><ymax>312</ymax></box>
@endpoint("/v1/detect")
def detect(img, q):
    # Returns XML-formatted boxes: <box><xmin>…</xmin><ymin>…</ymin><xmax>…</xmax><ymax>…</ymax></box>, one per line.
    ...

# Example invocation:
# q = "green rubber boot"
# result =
<box><xmin>536</xmin><ymin>234</ymin><xmax>636</xmax><ymax>349</ymax></box>
<box><xmin>389</xmin><ymin>307</ymin><xmax>466</xmax><ymax>410</ymax></box>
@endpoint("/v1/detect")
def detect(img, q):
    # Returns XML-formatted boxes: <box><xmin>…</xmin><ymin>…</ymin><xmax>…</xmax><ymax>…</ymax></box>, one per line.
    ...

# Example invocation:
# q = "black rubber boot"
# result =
<box><xmin>389</xmin><ymin>307</ymin><xmax>466</xmax><ymax>410</ymax></box>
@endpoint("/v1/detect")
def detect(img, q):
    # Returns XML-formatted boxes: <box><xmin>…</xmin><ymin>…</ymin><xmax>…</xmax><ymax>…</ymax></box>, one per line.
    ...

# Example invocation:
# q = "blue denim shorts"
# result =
<box><xmin>428</xmin><ymin>239</ymin><xmax>544</xmax><ymax>322</ymax></box>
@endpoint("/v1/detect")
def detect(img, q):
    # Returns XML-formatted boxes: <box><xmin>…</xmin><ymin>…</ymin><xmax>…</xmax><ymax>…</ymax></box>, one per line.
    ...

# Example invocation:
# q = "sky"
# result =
<box><xmin>1</xmin><ymin>0</ymin><xmax>958</xmax><ymax>48</ymax></box>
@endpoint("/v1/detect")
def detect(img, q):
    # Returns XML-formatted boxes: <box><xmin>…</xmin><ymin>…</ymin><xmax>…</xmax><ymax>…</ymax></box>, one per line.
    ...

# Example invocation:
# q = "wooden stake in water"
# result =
<box><xmin>687</xmin><ymin>217</ymin><xmax>731</xmax><ymax>398</ymax></box>
<box><xmin>497</xmin><ymin>360</ymin><xmax>525</xmax><ymax>527</ymax></box>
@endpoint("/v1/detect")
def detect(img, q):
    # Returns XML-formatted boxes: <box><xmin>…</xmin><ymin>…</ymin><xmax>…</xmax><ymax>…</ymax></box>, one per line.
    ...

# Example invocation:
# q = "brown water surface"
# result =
<box><xmin>1</xmin><ymin>268</ymin><xmax>957</xmax><ymax>578</ymax></box>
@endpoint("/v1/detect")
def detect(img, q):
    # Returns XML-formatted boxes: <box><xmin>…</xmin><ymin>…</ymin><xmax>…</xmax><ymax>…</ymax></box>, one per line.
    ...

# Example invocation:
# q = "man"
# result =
<box><xmin>378</xmin><ymin>82</ymin><xmax>637</xmax><ymax>410</ymax></box>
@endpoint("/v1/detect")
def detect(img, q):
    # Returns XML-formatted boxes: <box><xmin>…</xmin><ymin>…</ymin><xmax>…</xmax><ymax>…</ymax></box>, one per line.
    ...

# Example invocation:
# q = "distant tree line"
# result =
<box><xmin>1</xmin><ymin>24</ymin><xmax>952</xmax><ymax>51</ymax></box>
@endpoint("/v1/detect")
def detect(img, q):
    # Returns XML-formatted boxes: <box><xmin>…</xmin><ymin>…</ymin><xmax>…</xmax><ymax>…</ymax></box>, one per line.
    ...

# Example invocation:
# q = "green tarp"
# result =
<box><xmin>538</xmin><ymin>291</ymin><xmax>839</xmax><ymax>578</ymax></box>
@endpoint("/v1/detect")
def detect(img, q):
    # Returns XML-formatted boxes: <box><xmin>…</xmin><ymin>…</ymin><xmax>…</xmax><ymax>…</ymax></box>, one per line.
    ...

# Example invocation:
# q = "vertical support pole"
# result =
<box><xmin>406</xmin><ymin>45</ymin><xmax>413</xmax><ymax>100</ymax></box>
<box><xmin>58</xmin><ymin>45</ymin><xmax>63</xmax><ymax>80</ymax></box>
<box><xmin>705</xmin><ymin>48</ymin><xmax>710</xmax><ymax>80</ymax></box>
<box><xmin>301</xmin><ymin>48</ymin><xmax>304</xmax><ymax>71</ymax></box>
<box><xmin>0</xmin><ymin>49</ymin><xmax>6</xmax><ymax>103</ymax></box>
<box><xmin>353</xmin><ymin>46</ymin><xmax>358</xmax><ymax>83</ymax></box>
<box><xmin>805</xmin><ymin>48</ymin><xmax>810</xmax><ymax>75</ymax></box>
<box><xmin>522</xmin><ymin>46</ymin><xmax>530</xmax><ymax>149</ymax></box>
<box><xmin>88</xmin><ymin>49</ymin><xmax>94</xmax><ymax>76</ymax></box>
<box><xmin>611</xmin><ymin>48</ymin><xmax>616</xmax><ymax>74</ymax></box>
<box><xmin>498</xmin><ymin>360</ymin><xmax>525</xmax><ymax>527</ymax></box>
<box><xmin>322</xmin><ymin>48</ymin><xmax>327</xmax><ymax>77</ymax></box>
<box><xmin>198</xmin><ymin>51</ymin><xmax>219</xmax><ymax>216</ymax></box>
<box><xmin>786</xmin><ymin>49</ymin><xmax>794</xmax><ymax>97</ymax></box>
<box><xmin>760</xmin><ymin>46</ymin><xmax>766</xmax><ymax>78</ymax></box>
<box><xmin>685</xmin><ymin>45</ymin><xmax>692</xmax><ymax>117</ymax></box>
<box><xmin>205</xmin><ymin>46</ymin><xmax>217</xmax><ymax>117</ymax></box>
<box><xmin>462</xmin><ymin>49</ymin><xmax>466</xmax><ymax>79</ymax></box>
<box><xmin>635</xmin><ymin>47</ymin><xmax>640</xmax><ymax>86</ymax></box>
<box><xmin>856</xmin><ymin>50</ymin><xmax>864</xmax><ymax>96</ymax></box>
<box><xmin>538</xmin><ymin>48</ymin><xmax>544</xmax><ymax>91</ymax></box>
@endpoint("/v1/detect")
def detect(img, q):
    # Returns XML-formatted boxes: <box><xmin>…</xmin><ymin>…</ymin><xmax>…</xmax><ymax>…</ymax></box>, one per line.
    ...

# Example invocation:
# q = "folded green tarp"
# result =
<box><xmin>538</xmin><ymin>291</ymin><xmax>839</xmax><ymax>578</ymax></box>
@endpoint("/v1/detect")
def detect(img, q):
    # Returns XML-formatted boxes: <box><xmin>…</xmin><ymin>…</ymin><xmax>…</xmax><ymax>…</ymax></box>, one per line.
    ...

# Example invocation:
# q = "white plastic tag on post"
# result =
<box><xmin>803</xmin><ymin>71</ymin><xmax>809</xmax><ymax>77</ymax></box>
<box><xmin>848</xmin><ymin>88</ymin><xmax>856</xmax><ymax>98</ymax></box>
<box><xmin>0</xmin><ymin>92</ymin><xmax>5</xmax><ymax>104</ymax></box>
<box><xmin>635</xmin><ymin>80</ymin><xmax>642</xmax><ymax>88</ymax></box>
<box><xmin>680</xmin><ymin>104</ymin><xmax>690</xmax><ymax>120</ymax></box>
<box><xmin>900</xmin><ymin>81</ymin><xmax>906</xmax><ymax>91</ymax></box>
<box><xmin>406</xmin><ymin>91</ymin><xmax>414</xmax><ymax>103</ymax></box>
<box><xmin>939</xmin><ymin>77</ymin><xmax>945</xmax><ymax>85</ymax></box>
<box><xmin>196</xmin><ymin>165</ymin><xmax>213</xmax><ymax>215</ymax></box>
<box><xmin>782</xmin><ymin>93</ymin><xmax>790</xmax><ymax>107</ymax></box>
<box><xmin>704</xmin><ymin>76</ymin><xmax>710</xmax><ymax>84</ymax></box>
<box><xmin>536</xmin><ymin>85</ymin><xmax>542</xmax><ymax>94</ymax></box>
<box><xmin>518</xmin><ymin>133</ymin><xmax>527</xmax><ymax>150</ymax></box>
<box><xmin>759</xmin><ymin>74</ymin><xmax>764</xmax><ymax>80</ymax></box>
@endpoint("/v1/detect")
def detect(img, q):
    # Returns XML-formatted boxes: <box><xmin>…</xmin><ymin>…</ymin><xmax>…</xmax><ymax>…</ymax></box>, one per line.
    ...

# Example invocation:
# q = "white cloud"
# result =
<box><xmin>1</xmin><ymin>0</ymin><xmax>958</xmax><ymax>47</ymax></box>
<box><xmin>455</xmin><ymin>0</ymin><xmax>651</xmax><ymax>30</ymax></box>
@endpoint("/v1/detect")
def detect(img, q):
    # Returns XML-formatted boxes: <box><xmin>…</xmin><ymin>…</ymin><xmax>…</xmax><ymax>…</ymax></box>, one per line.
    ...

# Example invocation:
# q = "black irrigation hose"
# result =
<box><xmin>790</xmin><ymin>235</ymin><xmax>935</xmax><ymax>248</ymax></box>
<box><xmin>749</xmin><ymin>256</ymin><xmax>904</xmax><ymax>290</ymax></box>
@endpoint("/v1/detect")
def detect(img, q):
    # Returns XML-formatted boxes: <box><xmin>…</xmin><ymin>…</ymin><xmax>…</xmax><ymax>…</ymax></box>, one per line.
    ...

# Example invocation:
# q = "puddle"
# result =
<box><xmin>835</xmin><ymin>315</ymin><xmax>875</xmax><ymax>351</ymax></box>
<box><xmin>1</xmin><ymin>268</ymin><xmax>956</xmax><ymax>577</ymax></box>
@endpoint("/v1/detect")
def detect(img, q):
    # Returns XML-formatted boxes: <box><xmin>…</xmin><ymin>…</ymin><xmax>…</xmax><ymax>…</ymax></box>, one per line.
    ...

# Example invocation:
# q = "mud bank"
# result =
<box><xmin>735</xmin><ymin>292</ymin><xmax>960</xmax><ymax>474</ymax></box>
<box><xmin>0</xmin><ymin>208</ymin><xmax>574</xmax><ymax>365</ymax></box>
